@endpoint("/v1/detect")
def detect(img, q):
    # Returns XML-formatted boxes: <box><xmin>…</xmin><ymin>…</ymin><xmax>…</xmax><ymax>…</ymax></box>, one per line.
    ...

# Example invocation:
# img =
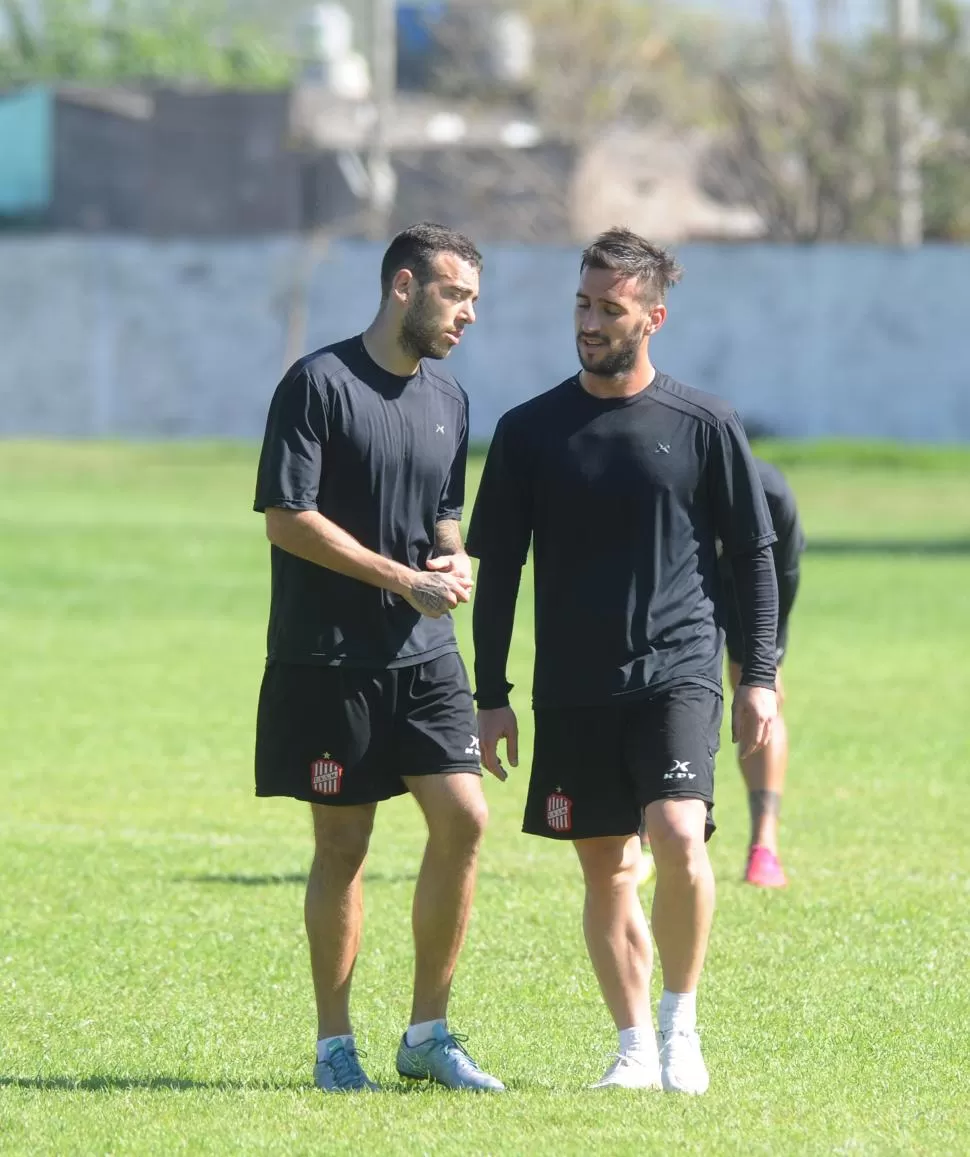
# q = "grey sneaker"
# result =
<box><xmin>313</xmin><ymin>1040</ymin><xmax>378</xmax><ymax>1092</ymax></box>
<box><xmin>396</xmin><ymin>1024</ymin><xmax>505</xmax><ymax>1092</ymax></box>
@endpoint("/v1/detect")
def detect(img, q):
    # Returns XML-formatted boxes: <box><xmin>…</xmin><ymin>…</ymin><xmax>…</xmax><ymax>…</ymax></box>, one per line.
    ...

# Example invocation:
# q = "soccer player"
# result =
<box><xmin>253</xmin><ymin>223</ymin><xmax>504</xmax><ymax>1094</ymax></box>
<box><xmin>466</xmin><ymin>227</ymin><xmax>778</xmax><ymax>1094</ymax></box>
<box><xmin>720</xmin><ymin>456</ymin><xmax>805</xmax><ymax>888</ymax></box>
<box><xmin>641</xmin><ymin>456</ymin><xmax>805</xmax><ymax>889</ymax></box>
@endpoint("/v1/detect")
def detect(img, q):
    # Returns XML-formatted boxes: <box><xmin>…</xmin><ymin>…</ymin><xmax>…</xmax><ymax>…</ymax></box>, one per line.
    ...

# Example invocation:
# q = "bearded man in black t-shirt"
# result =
<box><xmin>253</xmin><ymin>223</ymin><xmax>504</xmax><ymax>1094</ymax></box>
<box><xmin>466</xmin><ymin>227</ymin><xmax>779</xmax><ymax>1095</ymax></box>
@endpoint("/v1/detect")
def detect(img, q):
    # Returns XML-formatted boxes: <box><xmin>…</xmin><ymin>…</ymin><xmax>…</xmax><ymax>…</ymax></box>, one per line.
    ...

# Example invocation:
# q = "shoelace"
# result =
<box><xmin>433</xmin><ymin>1032</ymin><xmax>483</xmax><ymax>1072</ymax></box>
<box><xmin>327</xmin><ymin>1044</ymin><xmax>368</xmax><ymax>1089</ymax></box>
<box><xmin>659</xmin><ymin>1030</ymin><xmax>698</xmax><ymax>1065</ymax></box>
<box><xmin>609</xmin><ymin>1052</ymin><xmax>656</xmax><ymax>1069</ymax></box>
<box><xmin>599</xmin><ymin>1052</ymin><xmax>658</xmax><ymax>1079</ymax></box>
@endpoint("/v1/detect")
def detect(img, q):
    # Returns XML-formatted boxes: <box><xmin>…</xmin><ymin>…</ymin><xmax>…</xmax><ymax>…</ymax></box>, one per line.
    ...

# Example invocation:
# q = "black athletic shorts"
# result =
<box><xmin>523</xmin><ymin>684</ymin><xmax>722</xmax><ymax>842</ymax></box>
<box><xmin>255</xmin><ymin>651</ymin><xmax>482</xmax><ymax>807</ymax></box>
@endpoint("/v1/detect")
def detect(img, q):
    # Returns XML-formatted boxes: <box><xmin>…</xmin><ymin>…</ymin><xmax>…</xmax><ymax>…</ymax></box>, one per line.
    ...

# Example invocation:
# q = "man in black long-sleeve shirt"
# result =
<box><xmin>719</xmin><ymin>458</ymin><xmax>805</xmax><ymax>888</ymax></box>
<box><xmin>465</xmin><ymin>228</ymin><xmax>779</xmax><ymax>1095</ymax></box>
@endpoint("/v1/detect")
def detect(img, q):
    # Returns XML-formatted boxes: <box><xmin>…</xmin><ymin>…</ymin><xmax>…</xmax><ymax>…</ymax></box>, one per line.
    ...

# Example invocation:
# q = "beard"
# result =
<box><xmin>400</xmin><ymin>287</ymin><xmax>454</xmax><ymax>361</ymax></box>
<box><xmin>576</xmin><ymin>326</ymin><xmax>644</xmax><ymax>377</ymax></box>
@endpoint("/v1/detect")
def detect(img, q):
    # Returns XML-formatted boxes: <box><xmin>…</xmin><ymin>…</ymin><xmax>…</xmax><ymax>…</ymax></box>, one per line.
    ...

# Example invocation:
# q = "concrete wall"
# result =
<box><xmin>1</xmin><ymin>236</ymin><xmax>968</xmax><ymax>441</ymax></box>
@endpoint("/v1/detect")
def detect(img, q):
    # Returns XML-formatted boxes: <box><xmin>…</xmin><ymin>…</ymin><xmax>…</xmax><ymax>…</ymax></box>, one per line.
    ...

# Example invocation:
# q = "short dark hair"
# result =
<box><xmin>380</xmin><ymin>222</ymin><xmax>483</xmax><ymax>299</ymax></box>
<box><xmin>580</xmin><ymin>226</ymin><xmax>683</xmax><ymax>303</ymax></box>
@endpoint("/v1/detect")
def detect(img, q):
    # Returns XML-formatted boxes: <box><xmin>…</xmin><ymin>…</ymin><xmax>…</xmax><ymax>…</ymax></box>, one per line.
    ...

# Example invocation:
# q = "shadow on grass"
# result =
<box><xmin>1</xmin><ymin>1075</ymin><xmax>525</xmax><ymax>1095</ymax></box>
<box><xmin>0</xmin><ymin>1075</ymin><xmax>298</xmax><ymax>1092</ymax></box>
<box><xmin>808</xmin><ymin>538</ymin><xmax>970</xmax><ymax>556</ymax></box>
<box><xmin>177</xmin><ymin>873</ymin><xmax>307</xmax><ymax>886</ymax></box>
<box><xmin>175</xmin><ymin>870</ymin><xmax>504</xmax><ymax>886</ymax></box>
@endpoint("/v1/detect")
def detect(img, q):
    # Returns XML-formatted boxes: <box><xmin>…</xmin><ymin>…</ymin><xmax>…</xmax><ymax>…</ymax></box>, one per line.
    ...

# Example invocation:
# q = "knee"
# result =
<box><xmin>577</xmin><ymin>837</ymin><xmax>640</xmax><ymax>892</ymax></box>
<box><xmin>313</xmin><ymin>816</ymin><xmax>372</xmax><ymax>879</ymax></box>
<box><xmin>647</xmin><ymin>814</ymin><xmax>708</xmax><ymax>882</ymax></box>
<box><xmin>431</xmin><ymin>792</ymin><xmax>489</xmax><ymax>854</ymax></box>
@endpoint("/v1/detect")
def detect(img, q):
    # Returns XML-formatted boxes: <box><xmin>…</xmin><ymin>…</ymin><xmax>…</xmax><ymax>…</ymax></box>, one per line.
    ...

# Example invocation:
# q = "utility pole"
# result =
<box><xmin>366</xmin><ymin>0</ymin><xmax>397</xmax><ymax>240</ymax></box>
<box><xmin>815</xmin><ymin>0</ymin><xmax>839</xmax><ymax>54</ymax></box>
<box><xmin>893</xmin><ymin>0</ymin><xmax>923</xmax><ymax>247</ymax></box>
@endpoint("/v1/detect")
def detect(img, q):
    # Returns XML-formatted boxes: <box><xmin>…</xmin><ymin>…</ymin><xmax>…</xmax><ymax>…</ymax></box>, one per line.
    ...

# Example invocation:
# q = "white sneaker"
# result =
<box><xmin>590</xmin><ymin>1052</ymin><xmax>662</xmax><ymax>1090</ymax></box>
<box><xmin>657</xmin><ymin>1029</ymin><xmax>709</xmax><ymax>1094</ymax></box>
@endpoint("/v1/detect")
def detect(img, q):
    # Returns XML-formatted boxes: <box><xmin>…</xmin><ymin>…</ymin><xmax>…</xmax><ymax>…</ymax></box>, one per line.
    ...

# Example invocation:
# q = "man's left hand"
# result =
<box><xmin>732</xmin><ymin>684</ymin><xmax>777</xmax><ymax>758</ymax></box>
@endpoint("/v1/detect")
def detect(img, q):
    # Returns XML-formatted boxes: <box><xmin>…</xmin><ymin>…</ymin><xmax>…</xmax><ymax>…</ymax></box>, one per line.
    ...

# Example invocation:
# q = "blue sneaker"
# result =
<box><xmin>313</xmin><ymin>1040</ymin><xmax>378</xmax><ymax>1092</ymax></box>
<box><xmin>396</xmin><ymin>1024</ymin><xmax>505</xmax><ymax>1091</ymax></box>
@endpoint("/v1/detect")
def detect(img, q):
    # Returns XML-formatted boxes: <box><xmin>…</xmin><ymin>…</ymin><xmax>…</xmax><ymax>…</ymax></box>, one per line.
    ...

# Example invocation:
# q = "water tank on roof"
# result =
<box><xmin>302</xmin><ymin>2</ymin><xmax>353</xmax><ymax>59</ymax></box>
<box><xmin>298</xmin><ymin>3</ymin><xmax>372</xmax><ymax>99</ymax></box>
<box><xmin>490</xmin><ymin>11</ymin><xmax>533</xmax><ymax>86</ymax></box>
<box><xmin>396</xmin><ymin>2</ymin><xmax>446</xmax><ymax>91</ymax></box>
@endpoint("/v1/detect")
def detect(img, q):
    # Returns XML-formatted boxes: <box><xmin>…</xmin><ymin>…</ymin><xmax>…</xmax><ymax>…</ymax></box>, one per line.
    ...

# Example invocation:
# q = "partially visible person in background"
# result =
<box><xmin>640</xmin><ymin>455</ymin><xmax>804</xmax><ymax>890</ymax></box>
<box><xmin>719</xmin><ymin>456</ymin><xmax>805</xmax><ymax>888</ymax></box>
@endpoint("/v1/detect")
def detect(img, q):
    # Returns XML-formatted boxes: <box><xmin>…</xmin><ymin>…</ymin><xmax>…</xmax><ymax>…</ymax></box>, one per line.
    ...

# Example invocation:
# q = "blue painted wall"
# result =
<box><xmin>0</xmin><ymin>86</ymin><xmax>53</xmax><ymax>215</ymax></box>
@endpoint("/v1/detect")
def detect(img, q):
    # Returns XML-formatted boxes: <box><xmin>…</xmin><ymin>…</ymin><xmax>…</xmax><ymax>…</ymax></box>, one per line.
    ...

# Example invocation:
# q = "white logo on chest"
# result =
<box><xmin>435</xmin><ymin>424</ymin><xmax>446</xmax><ymax>435</ymax></box>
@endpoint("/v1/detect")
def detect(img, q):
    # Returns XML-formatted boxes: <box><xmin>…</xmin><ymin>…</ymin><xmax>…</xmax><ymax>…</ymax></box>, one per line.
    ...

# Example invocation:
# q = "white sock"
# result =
<box><xmin>405</xmin><ymin>1018</ymin><xmax>446</xmax><ymax>1047</ymax></box>
<box><xmin>658</xmin><ymin>989</ymin><xmax>697</xmax><ymax>1035</ymax></box>
<box><xmin>317</xmin><ymin>1034</ymin><xmax>355</xmax><ymax>1063</ymax></box>
<box><xmin>618</xmin><ymin>1026</ymin><xmax>656</xmax><ymax>1058</ymax></box>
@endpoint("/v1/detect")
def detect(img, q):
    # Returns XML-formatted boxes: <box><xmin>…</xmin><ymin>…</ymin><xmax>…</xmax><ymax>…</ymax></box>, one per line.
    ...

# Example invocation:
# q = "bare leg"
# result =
<box><xmin>306</xmin><ymin>802</ymin><xmax>377</xmax><ymax>1039</ymax></box>
<box><xmin>729</xmin><ymin>661</ymin><xmax>788</xmax><ymax>854</ymax></box>
<box><xmin>741</xmin><ymin>714</ymin><xmax>789</xmax><ymax>852</ymax></box>
<box><xmin>403</xmin><ymin>772</ymin><xmax>488</xmax><ymax>1024</ymax></box>
<box><xmin>645</xmin><ymin>799</ymin><xmax>714</xmax><ymax>994</ymax></box>
<box><xmin>574</xmin><ymin>835</ymin><xmax>653</xmax><ymax>1029</ymax></box>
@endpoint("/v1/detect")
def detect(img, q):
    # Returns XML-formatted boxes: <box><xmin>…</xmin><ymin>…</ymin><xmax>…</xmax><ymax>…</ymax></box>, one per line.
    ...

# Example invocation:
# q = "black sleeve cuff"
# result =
<box><xmin>473</xmin><ymin>683</ymin><xmax>514</xmax><ymax>711</ymax></box>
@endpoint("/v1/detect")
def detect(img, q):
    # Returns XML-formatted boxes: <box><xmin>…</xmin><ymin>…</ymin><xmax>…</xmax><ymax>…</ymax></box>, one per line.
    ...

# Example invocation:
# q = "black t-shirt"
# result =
<box><xmin>465</xmin><ymin>373</ymin><xmax>777</xmax><ymax>707</ymax></box>
<box><xmin>719</xmin><ymin>457</ymin><xmax>805</xmax><ymax>634</ymax></box>
<box><xmin>253</xmin><ymin>336</ymin><xmax>469</xmax><ymax>668</ymax></box>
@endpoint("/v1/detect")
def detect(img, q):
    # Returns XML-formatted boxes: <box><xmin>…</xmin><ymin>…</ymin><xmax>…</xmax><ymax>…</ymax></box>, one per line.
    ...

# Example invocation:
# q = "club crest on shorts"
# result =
<box><xmin>311</xmin><ymin>753</ymin><xmax>343</xmax><ymax>796</ymax></box>
<box><xmin>546</xmin><ymin>790</ymin><xmax>573</xmax><ymax>833</ymax></box>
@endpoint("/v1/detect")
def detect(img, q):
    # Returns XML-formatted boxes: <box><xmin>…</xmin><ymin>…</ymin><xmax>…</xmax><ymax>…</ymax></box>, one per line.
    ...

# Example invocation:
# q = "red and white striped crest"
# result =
<box><xmin>546</xmin><ymin>791</ymin><xmax>573</xmax><ymax>833</ymax></box>
<box><xmin>311</xmin><ymin>757</ymin><xmax>344</xmax><ymax>796</ymax></box>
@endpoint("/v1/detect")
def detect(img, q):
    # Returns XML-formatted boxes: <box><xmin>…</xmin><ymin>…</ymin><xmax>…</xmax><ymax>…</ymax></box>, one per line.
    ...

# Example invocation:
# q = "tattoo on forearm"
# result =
<box><xmin>434</xmin><ymin>519</ymin><xmax>464</xmax><ymax>556</ymax></box>
<box><xmin>749</xmin><ymin>790</ymin><xmax>782</xmax><ymax>824</ymax></box>
<box><xmin>411</xmin><ymin>574</ymin><xmax>450</xmax><ymax>614</ymax></box>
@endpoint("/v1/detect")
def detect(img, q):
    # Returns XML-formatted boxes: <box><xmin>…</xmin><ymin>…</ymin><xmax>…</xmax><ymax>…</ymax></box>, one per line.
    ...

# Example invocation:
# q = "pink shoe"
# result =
<box><xmin>745</xmin><ymin>845</ymin><xmax>787</xmax><ymax>888</ymax></box>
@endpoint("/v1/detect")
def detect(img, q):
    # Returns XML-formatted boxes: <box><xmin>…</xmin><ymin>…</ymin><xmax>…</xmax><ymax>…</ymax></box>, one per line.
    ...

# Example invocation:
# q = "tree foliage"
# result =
<box><xmin>0</xmin><ymin>0</ymin><xmax>293</xmax><ymax>86</ymax></box>
<box><xmin>708</xmin><ymin>0</ymin><xmax>970</xmax><ymax>240</ymax></box>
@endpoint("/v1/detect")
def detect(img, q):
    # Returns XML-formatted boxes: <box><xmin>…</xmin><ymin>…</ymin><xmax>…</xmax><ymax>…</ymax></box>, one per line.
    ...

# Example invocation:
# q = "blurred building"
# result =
<box><xmin>0</xmin><ymin>85</ymin><xmax>301</xmax><ymax>232</ymax></box>
<box><xmin>0</xmin><ymin>81</ymin><xmax>764</xmax><ymax>242</ymax></box>
<box><xmin>0</xmin><ymin>0</ymin><xmax>774</xmax><ymax>243</ymax></box>
<box><xmin>572</xmin><ymin>126</ymin><xmax>764</xmax><ymax>243</ymax></box>
<box><xmin>0</xmin><ymin>82</ymin><xmax>568</xmax><ymax>240</ymax></box>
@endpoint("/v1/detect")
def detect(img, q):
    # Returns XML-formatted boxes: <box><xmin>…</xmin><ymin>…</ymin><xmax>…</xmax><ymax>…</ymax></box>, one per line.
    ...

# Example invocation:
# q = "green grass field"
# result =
<box><xmin>1</xmin><ymin>441</ymin><xmax>969</xmax><ymax>1156</ymax></box>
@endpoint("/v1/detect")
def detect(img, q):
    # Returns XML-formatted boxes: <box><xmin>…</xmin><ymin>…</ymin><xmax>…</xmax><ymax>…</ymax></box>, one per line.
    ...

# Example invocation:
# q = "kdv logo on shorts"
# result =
<box><xmin>664</xmin><ymin>759</ymin><xmax>696</xmax><ymax>781</ymax></box>
<box><xmin>311</xmin><ymin>753</ymin><xmax>344</xmax><ymax>796</ymax></box>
